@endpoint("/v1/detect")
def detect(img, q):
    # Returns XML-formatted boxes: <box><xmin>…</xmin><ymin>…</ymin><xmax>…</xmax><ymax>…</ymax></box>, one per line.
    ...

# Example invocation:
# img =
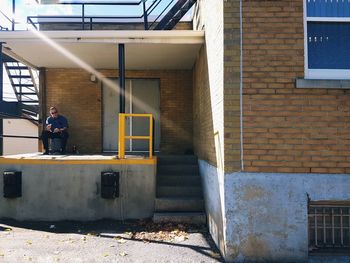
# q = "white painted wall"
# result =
<box><xmin>3</xmin><ymin>119</ymin><xmax>38</xmax><ymax>155</ymax></box>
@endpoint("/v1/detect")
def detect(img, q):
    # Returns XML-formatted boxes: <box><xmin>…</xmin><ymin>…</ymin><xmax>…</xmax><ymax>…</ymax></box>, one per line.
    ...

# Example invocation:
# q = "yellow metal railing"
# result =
<box><xmin>118</xmin><ymin>113</ymin><xmax>153</xmax><ymax>159</ymax></box>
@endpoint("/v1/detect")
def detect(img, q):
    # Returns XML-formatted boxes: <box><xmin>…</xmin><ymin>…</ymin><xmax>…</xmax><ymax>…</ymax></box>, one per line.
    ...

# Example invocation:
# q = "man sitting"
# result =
<box><xmin>42</xmin><ymin>106</ymin><xmax>69</xmax><ymax>155</ymax></box>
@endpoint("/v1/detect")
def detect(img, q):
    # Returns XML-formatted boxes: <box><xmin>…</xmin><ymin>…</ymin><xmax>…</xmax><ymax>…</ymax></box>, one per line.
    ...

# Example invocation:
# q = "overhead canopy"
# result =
<box><xmin>0</xmin><ymin>30</ymin><xmax>204</xmax><ymax>70</ymax></box>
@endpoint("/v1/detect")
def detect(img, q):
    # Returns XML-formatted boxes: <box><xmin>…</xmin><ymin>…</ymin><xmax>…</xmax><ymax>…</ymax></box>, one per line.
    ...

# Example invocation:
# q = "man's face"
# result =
<box><xmin>50</xmin><ymin>109</ymin><xmax>58</xmax><ymax>119</ymax></box>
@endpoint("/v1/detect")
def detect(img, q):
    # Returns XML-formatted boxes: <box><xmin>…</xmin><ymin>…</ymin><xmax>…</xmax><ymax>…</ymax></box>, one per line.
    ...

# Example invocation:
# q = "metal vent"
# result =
<box><xmin>309</xmin><ymin>202</ymin><xmax>350</xmax><ymax>252</ymax></box>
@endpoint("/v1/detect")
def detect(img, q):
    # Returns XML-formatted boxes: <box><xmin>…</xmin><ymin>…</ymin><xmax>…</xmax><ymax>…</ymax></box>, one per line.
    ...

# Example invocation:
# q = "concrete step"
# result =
<box><xmin>157</xmin><ymin>155</ymin><xmax>198</xmax><ymax>165</ymax></box>
<box><xmin>157</xmin><ymin>175</ymin><xmax>201</xmax><ymax>186</ymax></box>
<box><xmin>157</xmin><ymin>186</ymin><xmax>202</xmax><ymax>198</ymax></box>
<box><xmin>153</xmin><ymin>212</ymin><xmax>206</xmax><ymax>224</ymax></box>
<box><xmin>157</xmin><ymin>165</ymin><xmax>199</xmax><ymax>175</ymax></box>
<box><xmin>155</xmin><ymin>197</ymin><xmax>204</xmax><ymax>212</ymax></box>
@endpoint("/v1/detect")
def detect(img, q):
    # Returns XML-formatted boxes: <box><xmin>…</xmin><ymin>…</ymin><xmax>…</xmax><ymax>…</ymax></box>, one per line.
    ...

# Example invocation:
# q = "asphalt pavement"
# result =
<box><xmin>0</xmin><ymin>219</ymin><xmax>223</xmax><ymax>263</ymax></box>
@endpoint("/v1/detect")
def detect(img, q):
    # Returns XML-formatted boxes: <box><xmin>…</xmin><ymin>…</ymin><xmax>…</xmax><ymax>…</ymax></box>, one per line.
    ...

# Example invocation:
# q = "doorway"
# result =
<box><xmin>103</xmin><ymin>78</ymin><xmax>160</xmax><ymax>153</ymax></box>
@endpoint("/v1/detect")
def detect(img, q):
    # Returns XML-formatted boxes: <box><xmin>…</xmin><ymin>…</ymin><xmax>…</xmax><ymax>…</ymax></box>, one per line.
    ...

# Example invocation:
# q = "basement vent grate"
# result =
<box><xmin>308</xmin><ymin>202</ymin><xmax>350</xmax><ymax>253</ymax></box>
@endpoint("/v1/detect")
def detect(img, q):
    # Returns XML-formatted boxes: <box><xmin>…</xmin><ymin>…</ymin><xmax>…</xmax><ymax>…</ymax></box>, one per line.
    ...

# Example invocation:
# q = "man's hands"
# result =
<box><xmin>46</xmin><ymin>124</ymin><xmax>65</xmax><ymax>133</ymax></box>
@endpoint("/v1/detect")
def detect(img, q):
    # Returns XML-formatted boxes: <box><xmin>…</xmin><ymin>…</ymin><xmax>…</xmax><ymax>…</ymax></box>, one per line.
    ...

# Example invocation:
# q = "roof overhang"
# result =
<box><xmin>0</xmin><ymin>30</ymin><xmax>204</xmax><ymax>70</ymax></box>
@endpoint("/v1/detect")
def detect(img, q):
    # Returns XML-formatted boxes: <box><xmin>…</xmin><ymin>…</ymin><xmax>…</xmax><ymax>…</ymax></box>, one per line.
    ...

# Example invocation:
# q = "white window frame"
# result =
<box><xmin>304</xmin><ymin>0</ymin><xmax>350</xmax><ymax>80</ymax></box>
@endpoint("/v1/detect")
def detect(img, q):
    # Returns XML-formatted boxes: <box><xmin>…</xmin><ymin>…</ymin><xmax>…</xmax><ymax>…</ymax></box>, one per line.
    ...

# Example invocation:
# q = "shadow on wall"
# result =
<box><xmin>193</xmin><ymin>44</ymin><xmax>226</xmax><ymax>257</ymax></box>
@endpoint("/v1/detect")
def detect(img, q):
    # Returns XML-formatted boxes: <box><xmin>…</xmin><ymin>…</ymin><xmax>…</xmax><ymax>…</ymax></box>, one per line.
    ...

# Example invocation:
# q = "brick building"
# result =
<box><xmin>1</xmin><ymin>0</ymin><xmax>350</xmax><ymax>262</ymax></box>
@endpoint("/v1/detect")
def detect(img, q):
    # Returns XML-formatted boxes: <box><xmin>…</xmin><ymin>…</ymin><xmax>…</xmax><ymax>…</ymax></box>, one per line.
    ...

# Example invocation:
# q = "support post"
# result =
<box><xmin>12</xmin><ymin>0</ymin><xmax>15</xmax><ymax>31</ymax></box>
<box><xmin>39</xmin><ymin>68</ymin><xmax>46</xmax><ymax>152</ymax></box>
<box><xmin>143</xmin><ymin>0</ymin><xmax>149</xmax><ymax>30</ymax></box>
<box><xmin>119</xmin><ymin>44</ymin><xmax>125</xmax><ymax>114</ymax></box>
<box><xmin>82</xmin><ymin>4</ymin><xmax>85</xmax><ymax>30</ymax></box>
<box><xmin>0</xmin><ymin>43</ymin><xmax>3</xmax><ymax>155</ymax></box>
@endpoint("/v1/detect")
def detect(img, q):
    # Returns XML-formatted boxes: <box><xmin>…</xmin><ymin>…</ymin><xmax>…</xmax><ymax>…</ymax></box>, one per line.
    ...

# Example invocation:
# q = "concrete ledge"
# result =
<box><xmin>0</xmin><ymin>162</ymin><xmax>156</xmax><ymax>221</ymax></box>
<box><xmin>0</xmin><ymin>153</ymin><xmax>156</xmax><ymax>165</ymax></box>
<box><xmin>296</xmin><ymin>78</ymin><xmax>350</xmax><ymax>89</ymax></box>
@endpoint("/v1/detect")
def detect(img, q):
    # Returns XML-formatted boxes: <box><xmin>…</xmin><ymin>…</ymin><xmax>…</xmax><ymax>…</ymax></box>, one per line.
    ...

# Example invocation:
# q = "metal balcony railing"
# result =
<box><xmin>0</xmin><ymin>0</ymin><xmax>196</xmax><ymax>31</ymax></box>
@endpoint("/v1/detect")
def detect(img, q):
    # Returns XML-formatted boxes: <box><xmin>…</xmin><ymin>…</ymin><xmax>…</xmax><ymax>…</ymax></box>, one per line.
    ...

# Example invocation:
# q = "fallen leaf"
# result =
<box><xmin>5</xmin><ymin>228</ymin><xmax>12</xmax><ymax>232</ymax></box>
<box><xmin>103</xmin><ymin>253</ymin><xmax>109</xmax><ymax>257</ymax></box>
<box><xmin>209</xmin><ymin>251</ymin><xmax>221</xmax><ymax>259</ymax></box>
<box><xmin>119</xmin><ymin>252</ymin><xmax>127</xmax><ymax>257</ymax></box>
<box><xmin>0</xmin><ymin>253</ymin><xmax>4</xmax><ymax>257</ymax></box>
<box><xmin>26</xmin><ymin>241</ymin><xmax>32</xmax><ymax>245</ymax></box>
<box><xmin>115</xmin><ymin>237</ymin><xmax>127</xmax><ymax>244</ymax></box>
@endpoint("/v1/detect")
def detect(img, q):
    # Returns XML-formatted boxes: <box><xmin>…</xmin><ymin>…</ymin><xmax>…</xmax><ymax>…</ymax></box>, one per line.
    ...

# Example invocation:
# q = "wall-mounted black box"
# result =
<box><xmin>101</xmin><ymin>172</ymin><xmax>119</xmax><ymax>199</ymax></box>
<box><xmin>3</xmin><ymin>171</ymin><xmax>22</xmax><ymax>198</ymax></box>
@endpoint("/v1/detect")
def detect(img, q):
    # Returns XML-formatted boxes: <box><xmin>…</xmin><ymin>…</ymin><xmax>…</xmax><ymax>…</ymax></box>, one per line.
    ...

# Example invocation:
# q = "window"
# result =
<box><xmin>308</xmin><ymin>202</ymin><xmax>350</xmax><ymax>253</ymax></box>
<box><xmin>305</xmin><ymin>0</ymin><xmax>350</xmax><ymax>79</ymax></box>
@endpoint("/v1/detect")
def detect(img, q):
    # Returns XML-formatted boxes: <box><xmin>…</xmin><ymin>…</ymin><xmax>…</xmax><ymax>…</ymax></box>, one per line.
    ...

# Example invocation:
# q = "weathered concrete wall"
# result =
<box><xmin>198</xmin><ymin>160</ymin><xmax>225</xmax><ymax>255</ymax></box>
<box><xmin>225</xmin><ymin>172</ymin><xmax>350</xmax><ymax>262</ymax></box>
<box><xmin>0</xmin><ymin>163</ymin><xmax>155</xmax><ymax>221</ymax></box>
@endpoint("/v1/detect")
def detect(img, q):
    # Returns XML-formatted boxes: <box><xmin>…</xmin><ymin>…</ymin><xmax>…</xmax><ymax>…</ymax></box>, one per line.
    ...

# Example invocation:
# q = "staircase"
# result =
<box><xmin>154</xmin><ymin>0</ymin><xmax>197</xmax><ymax>30</ymax></box>
<box><xmin>4</xmin><ymin>60</ymin><xmax>39</xmax><ymax>120</ymax></box>
<box><xmin>153</xmin><ymin>155</ymin><xmax>206</xmax><ymax>224</ymax></box>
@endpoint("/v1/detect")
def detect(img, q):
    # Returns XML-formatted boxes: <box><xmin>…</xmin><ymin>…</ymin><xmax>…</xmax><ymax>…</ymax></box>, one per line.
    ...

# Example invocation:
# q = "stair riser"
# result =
<box><xmin>155</xmin><ymin>199</ymin><xmax>204</xmax><ymax>212</ymax></box>
<box><xmin>153</xmin><ymin>213</ymin><xmax>206</xmax><ymax>224</ymax></box>
<box><xmin>157</xmin><ymin>187</ymin><xmax>202</xmax><ymax>198</ymax></box>
<box><xmin>157</xmin><ymin>155</ymin><xmax>198</xmax><ymax>165</ymax></box>
<box><xmin>157</xmin><ymin>176</ymin><xmax>201</xmax><ymax>186</ymax></box>
<box><xmin>157</xmin><ymin>165</ymin><xmax>199</xmax><ymax>175</ymax></box>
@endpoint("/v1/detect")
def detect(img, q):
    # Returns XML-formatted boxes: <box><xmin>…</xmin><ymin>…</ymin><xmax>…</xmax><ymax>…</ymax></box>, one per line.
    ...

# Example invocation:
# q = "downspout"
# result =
<box><xmin>0</xmin><ymin>43</ymin><xmax>3</xmax><ymax>155</ymax></box>
<box><xmin>119</xmin><ymin>44</ymin><xmax>125</xmax><ymax>114</ymax></box>
<box><xmin>240</xmin><ymin>0</ymin><xmax>244</xmax><ymax>171</ymax></box>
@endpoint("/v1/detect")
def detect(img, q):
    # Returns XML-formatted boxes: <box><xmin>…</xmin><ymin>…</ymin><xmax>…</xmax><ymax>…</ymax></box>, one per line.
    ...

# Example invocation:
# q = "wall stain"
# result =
<box><xmin>241</xmin><ymin>235</ymin><xmax>270</xmax><ymax>260</ymax></box>
<box><xmin>242</xmin><ymin>185</ymin><xmax>270</xmax><ymax>201</ymax></box>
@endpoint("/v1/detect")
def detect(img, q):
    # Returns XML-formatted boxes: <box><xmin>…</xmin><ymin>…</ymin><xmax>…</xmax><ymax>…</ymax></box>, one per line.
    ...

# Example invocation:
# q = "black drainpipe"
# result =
<box><xmin>0</xmin><ymin>43</ymin><xmax>3</xmax><ymax>155</ymax></box>
<box><xmin>119</xmin><ymin>44</ymin><xmax>125</xmax><ymax>113</ymax></box>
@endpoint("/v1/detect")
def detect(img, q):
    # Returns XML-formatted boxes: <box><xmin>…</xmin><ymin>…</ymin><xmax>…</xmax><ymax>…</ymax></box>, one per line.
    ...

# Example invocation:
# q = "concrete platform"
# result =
<box><xmin>0</xmin><ymin>153</ymin><xmax>157</xmax><ymax>221</ymax></box>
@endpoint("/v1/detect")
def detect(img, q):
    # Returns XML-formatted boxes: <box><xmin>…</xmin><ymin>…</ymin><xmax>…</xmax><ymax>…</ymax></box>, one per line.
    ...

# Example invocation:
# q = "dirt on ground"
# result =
<box><xmin>0</xmin><ymin>219</ymin><xmax>223</xmax><ymax>263</ymax></box>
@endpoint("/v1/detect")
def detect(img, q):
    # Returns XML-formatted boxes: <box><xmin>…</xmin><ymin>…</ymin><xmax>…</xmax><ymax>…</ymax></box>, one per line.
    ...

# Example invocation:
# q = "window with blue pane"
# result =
<box><xmin>306</xmin><ymin>0</ymin><xmax>350</xmax><ymax>78</ymax></box>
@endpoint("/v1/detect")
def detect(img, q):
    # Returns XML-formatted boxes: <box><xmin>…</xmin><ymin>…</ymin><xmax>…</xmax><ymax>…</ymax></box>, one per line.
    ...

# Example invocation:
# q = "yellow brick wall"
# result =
<box><xmin>193</xmin><ymin>46</ymin><xmax>217</xmax><ymax>166</ymax></box>
<box><xmin>193</xmin><ymin>0</ymin><xmax>224</xmax><ymax>169</ymax></box>
<box><xmin>45</xmin><ymin>69</ymin><xmax>193</xmax><ymax>154</ymax></box>
<box><xmin>224</xmin><ymin>0</ymin><xmax>242</xmax><ymax>173</ymax></box>
<box><xmin>242</xmin><ymin>0</ymin><xmax>350</xmax><ymax>173</ymax></box>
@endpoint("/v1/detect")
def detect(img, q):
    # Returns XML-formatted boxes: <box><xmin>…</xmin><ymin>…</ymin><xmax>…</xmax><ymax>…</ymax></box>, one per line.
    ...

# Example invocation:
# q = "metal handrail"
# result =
<box><xmin>148</xmin><ymin>0</ymin><xmax>175</xmax><ymax>29</ymax></box>
<box><xmin>25</xmin><ymin>0</ymin><xmax>178</xmax><ymax>30</ymax></box>
<box><xmin>0</xmin><ymin>10</ymin><xmax>13</xmax><ymax>31</ymax></box>
<box><xmin>118</xmin><ymin>113</ymin><xmax>153</xmax><ymax>159</ymax></box>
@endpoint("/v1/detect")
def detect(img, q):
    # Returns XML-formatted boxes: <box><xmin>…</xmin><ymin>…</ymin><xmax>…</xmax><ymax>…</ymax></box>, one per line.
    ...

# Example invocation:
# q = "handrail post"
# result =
<box><xmin>118</xmin><ymin>113</ymin><xmax>126</xmax><ymax>159</ymax></box>
<box><xmin>143</xmin><ymin>0</ymin><xmax>149</xmax><ymax>30</ymax></box>
<box><xmin>149</xmin><ymin>115</ymin><xmax>153</xmax><ymax>158</ymax></box>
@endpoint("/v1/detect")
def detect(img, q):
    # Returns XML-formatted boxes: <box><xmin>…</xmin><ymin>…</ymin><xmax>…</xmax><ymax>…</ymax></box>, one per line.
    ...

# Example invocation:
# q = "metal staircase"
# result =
<box><xmin>154</xmin><ymin>0</ymin><xmax>197</xmax><ymax>30</ymax></box>
<box><xmin>4</xmin><ymin>60</ymin><xmax>39</xmax><ymax>120</ymax></box>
